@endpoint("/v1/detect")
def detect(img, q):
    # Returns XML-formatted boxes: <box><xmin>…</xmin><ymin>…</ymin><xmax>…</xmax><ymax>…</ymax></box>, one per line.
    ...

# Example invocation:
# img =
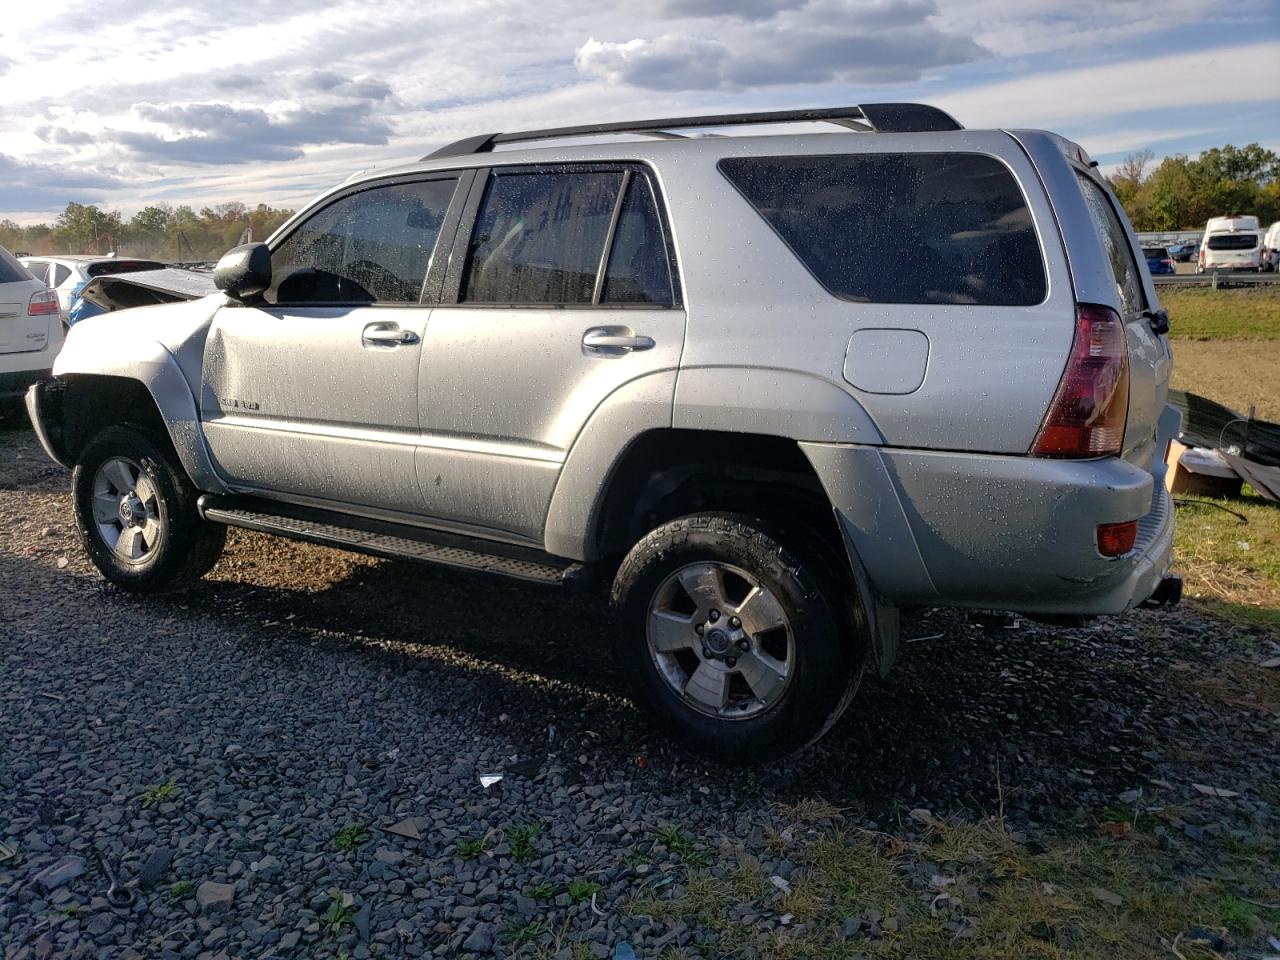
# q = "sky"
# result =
<box><xmin>1</xmin><ymin>0</ymin><xmax>1278</xmax><ymax>223</ymax></box>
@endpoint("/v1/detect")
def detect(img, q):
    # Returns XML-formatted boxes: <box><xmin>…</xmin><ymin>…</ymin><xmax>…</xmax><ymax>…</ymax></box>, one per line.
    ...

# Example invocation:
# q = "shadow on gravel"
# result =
<box><xmin>149</xmin><ymin>546</ymin><xmax>1267</xmax><ymax>823</ymax></box>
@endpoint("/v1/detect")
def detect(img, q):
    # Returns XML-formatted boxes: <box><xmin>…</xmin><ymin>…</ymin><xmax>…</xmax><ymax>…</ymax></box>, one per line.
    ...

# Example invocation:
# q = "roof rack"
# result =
<box><xmin>422</xmin><ymin>103</ymin><xmax>962</xmax><ymax>161</ymax></box>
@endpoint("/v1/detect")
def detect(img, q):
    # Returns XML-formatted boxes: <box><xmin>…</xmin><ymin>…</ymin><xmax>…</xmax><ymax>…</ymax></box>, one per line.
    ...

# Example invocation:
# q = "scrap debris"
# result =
<box><xmin>1167</xmin><ymin>390</ymin><xmax>1280</xmax><ymax>502</ymax></box>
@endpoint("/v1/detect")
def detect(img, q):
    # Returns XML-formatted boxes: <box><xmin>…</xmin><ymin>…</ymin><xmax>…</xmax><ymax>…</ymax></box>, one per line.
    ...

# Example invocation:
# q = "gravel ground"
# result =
<box><xmin>1</xmin><ymin>421</ymin><xmax>1277</xmax><ymax>959</ymax></box>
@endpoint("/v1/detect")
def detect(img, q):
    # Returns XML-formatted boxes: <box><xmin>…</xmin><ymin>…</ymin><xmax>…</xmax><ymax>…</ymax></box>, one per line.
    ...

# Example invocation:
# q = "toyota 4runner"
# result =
<box><xmin>26</xmin><ymin>104</ymin><xmax>1181</xmax><ymax>762</ymax></box>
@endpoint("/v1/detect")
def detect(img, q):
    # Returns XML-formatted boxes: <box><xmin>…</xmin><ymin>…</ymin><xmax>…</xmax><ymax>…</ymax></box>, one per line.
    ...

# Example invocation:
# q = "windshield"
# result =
<box><xmin>1207</xmin><ymin>233</ymin><xmax>1259</xmax><ymax>251</ymax></box>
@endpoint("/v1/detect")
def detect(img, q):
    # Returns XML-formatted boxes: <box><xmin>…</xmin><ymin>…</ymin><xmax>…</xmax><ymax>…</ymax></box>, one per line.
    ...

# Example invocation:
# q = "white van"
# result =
<box><xmin>1262</xmin><ymin>221</ymin><xmax>1280</xmax><ymax>272</ymax></box>
<box><xmin>1199</xmin><ymin>214</ymin><xmax>1262</xmax><ymax>272</ymax></box>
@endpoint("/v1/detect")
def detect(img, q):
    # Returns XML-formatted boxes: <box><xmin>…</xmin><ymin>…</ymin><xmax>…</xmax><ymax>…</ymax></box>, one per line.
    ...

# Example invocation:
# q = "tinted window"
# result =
<box><xmin>600</xmin><ymin>175</ymin><xmax>673</xmax><ymax>306</ymax></box>
<box><xmin>1077</xmin><ymin>174</ymin><xmax>1144</xmax><ymax>318</ymax></box>
<box><xmin>270</xmin><ymin>178</ymin><xmax>458</xmax><ymax>304</ymax></box>
<box><xmin>1142</xmin><ymin>248</ymin><xmax>1169</xmax><ymax>259</ymax></box>
<box><xmin>86</xmin><ymin>259</ymin><xmax>164</xmax><ymax>277</ymax></box>
<box><xmin>51</xmin><ymin>264</ymin><xmax>72</xmax><ymax>285</ymax></box>
<box><xmin>461</xmin><ymin>171</ymin><xmax>623</xmax><ymax>304</ymax></box>
<box><xmin>719</xmin><ymin>153</ymin><xmax>1045</xmax><ymax>305</ymax></box>
<box><xmin>1207</xmin><ymin>233</ymin><xmax>1259</xmax><ymax>250</ymax></box>
<box><xmin>20</xmin><ymin>259</ymin><xmax>47</xmax><ymax>284</ymax></box>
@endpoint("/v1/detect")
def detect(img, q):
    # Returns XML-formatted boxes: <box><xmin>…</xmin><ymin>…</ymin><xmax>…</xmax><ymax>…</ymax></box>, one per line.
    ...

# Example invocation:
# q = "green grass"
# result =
<box><xmin>334</xmin><ymin>823</ymin><xmax>371</xmax><ymax>853</ymax></box>
<box><xmin>1173</xmin><ymin>490</ymin><xmax>1280</xmax><ymax>630</ymax></box>
<box><xmin>567</xmin><ymin>878</ymin><xmax>601</xmax><ymax>903</ymax></box>
<box><xmin>456</xmin><ymin>836</ymin><xmax>488</xmax><ymax>860</ymax></box>
<box><xmin>506</xmin><ymin>823</ymin><xmax>542</xmax><ymax>864</ymax></box>
<box><xmin>168</xmin><ymin>879</ymin><xmax>194</xmax><ymax>901</ymax></box>
<box><xmin>1162</xmin><ymin>286</ymin><xmax>1280</xmax><ymax>340</ymax></box>
<box><xmin>321</xmin><ymin>895</ymin><xmax>357</xmax><ymax>936</ymax></box>
<box><xmin>503</xmin><ymin>919</ymin><xmax>550</xmax><ymax>947</ymax></box>
<box><xmin>525</xmin><ymin>881</ymin><xmax>557</xmax><ymax>901</ymax></box>
<box><xmin>653</xmin><ymin>825</ymin><xmax>711</xmax><ymax>868</ymax></box>
<box><xmin>141</xmin><ymin>776</ymin><xmax>179</xmax><ymax>809</ymax></box>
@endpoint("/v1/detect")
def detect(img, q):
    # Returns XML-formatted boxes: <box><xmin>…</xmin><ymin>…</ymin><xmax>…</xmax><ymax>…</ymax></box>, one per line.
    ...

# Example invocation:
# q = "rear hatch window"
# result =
<box><xmin>1206</xmin><ymin>233</ymin><xmax>1259</xmax><ymax>251</ymax></box>
<box><xmin>1143</xmin><ymin>248</ymin><xmax>1169</xmax><ymax>259</ymax></box>
<box><xmin>718</xmin><ymin>153</ymin><xmax>1046</xmax><ymax>305</ymax></box>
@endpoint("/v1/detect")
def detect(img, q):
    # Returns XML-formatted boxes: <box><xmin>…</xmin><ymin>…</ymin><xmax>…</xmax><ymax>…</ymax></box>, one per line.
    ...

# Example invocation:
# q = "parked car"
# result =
<box><xmin>1262</xmin><ymin>221</ymin><xmax>1280</xmax><ymax>271</ymax></box>
<box><xmin>25</xmin><ymin>104</ymin><xmax>1180</xmax><ymax>761</ymax></box>
<box><xmin>18</xmin><ymin>255</ymin><xmax>165</xmax><ymax>325</ymax></box>
<box><xmin>1198</xmin><ymin>215</ymin><xmax>1262</xmax><ymax>272</ymax></box>
<box><xmin>1143</xmin><ymin>246</ymin><xmax>1175</xmax><ymax>275</ymax></box>
<box><xmin>0</xmin><ymin>245</ymin><xmax>62</xmax><ymax>421</ymax></box>
<box><xmin>1167</xmin><ymin>240</ymin><xmax>1198</xmax><ymax>262</ymax></box>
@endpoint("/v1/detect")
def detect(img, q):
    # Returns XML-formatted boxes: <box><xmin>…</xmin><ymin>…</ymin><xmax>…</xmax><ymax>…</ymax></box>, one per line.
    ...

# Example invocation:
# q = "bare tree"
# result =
<box><xmin>1117</xmin><ymin>149</ymin><xmax>1155</xmax><ymax>184</ymax></box>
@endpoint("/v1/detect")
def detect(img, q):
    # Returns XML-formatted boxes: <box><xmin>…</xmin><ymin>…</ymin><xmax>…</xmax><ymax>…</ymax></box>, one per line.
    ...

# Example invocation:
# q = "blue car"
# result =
<box><xmin>1143</xmin><ymin>246</ymin><xmax>1175</xmax><ymax>275</ymax></box>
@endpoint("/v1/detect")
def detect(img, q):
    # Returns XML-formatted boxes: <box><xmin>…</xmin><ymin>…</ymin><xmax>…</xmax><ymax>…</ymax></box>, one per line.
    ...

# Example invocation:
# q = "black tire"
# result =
<box><xmin>611</xmin><ymin>513</ymin><xmax>864</xmax><ymax>764</ymax></box>
<box><xmin>72</xmin><ymin>424</ymin><xmax>226</xmax><ymax>592</ymax></box>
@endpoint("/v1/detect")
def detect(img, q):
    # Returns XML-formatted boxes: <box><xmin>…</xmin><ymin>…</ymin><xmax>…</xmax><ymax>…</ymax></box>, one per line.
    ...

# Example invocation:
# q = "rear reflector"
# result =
<box><xmin>28</xmin><ymin>289</ymin><xmax>59</xmax><ymax>316</ymax></box>
<box><xmin>1097</xmin><ymin>520</ymin><xmax>1138</xmax><ymax>557</ymax></box>
<box><xmin>1032</xmin><ymin>303</ymin><xmax>1129</xmax><ymax>457</ymax></box>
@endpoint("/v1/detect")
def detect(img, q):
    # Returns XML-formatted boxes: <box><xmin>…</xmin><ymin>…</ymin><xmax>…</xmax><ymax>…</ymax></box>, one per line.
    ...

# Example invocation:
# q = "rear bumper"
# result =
<box><xmin>802</xmin><ymin>442</ymin><xmax>1175</xmax><ymax>617</ymax></box>
<box><xmin>0</xmin><ymin>366</ymin><xmax>51</xmax><ymax>402</ymax></box>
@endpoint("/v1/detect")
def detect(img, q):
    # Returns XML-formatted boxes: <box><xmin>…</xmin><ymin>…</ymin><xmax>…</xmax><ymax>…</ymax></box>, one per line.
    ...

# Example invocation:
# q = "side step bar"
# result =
<box><xmin>198</xmin><ymin>496</ymin><xmax>588</xmax><ymax>588</ymax></box>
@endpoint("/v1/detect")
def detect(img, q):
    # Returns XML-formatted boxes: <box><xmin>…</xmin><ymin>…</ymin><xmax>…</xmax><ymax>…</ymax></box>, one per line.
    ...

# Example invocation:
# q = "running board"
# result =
<box><xmin>198</xmin><ymin>496</ymin><xmax>587</xmax><ymax>588</ymax></box>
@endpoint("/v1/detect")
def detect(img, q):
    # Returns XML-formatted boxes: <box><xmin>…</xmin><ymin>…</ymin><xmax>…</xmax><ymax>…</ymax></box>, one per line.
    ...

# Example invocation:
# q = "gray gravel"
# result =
<box><xmin>2</xmin><ymin>422</ymin><xmax>1277</xmax><ymax>958</ymax></box>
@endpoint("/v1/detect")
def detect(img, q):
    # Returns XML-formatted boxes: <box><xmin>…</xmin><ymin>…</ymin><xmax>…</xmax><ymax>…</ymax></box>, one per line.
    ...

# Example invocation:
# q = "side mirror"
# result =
<box><xmin>214</xmin><ymin>243</ymin><xmax>272</xmax><ymax>300</ymax></box>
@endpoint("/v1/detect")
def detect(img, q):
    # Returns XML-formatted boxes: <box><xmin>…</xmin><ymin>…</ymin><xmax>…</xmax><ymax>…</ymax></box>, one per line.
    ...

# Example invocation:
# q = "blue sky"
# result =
<box><xmin>0</xmin><ymin>0</ymin><xmax>1277</xmax><ymax>222</ymax></box>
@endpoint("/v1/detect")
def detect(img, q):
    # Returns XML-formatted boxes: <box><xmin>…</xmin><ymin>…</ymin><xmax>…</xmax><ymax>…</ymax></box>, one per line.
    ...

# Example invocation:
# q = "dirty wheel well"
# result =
<box><xmin>58</xmin><ymin>375</ymin><xmax>168</xmax><ymax>463</ymax></box>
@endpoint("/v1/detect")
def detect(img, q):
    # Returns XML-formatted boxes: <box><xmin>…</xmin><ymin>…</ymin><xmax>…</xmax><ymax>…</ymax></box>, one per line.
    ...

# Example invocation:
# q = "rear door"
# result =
<box><xmin>201</xmin><ymin>174</ymin><xmax>465</xmax><ymax>514</ymax></box>
<box><xmin>417</xmin><ymin>163</ymin><xmax>685</xmax><ymax>543</ymax></box>
<box><xmin>1075</xmin><ymin>172</ymin><xmax>1171</xmax><ymax>469</ymax></box>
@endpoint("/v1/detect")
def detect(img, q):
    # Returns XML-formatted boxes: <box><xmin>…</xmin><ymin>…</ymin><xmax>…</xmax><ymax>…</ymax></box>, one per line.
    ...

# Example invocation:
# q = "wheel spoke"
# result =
<box><xmin>140</xmin><ymin>518</ymin><xmax>162</xmax><ymax>550</ymax></box>
<box><xmin>134</xmin><ymin>473</ymin><xmax>158</xmax><ymax>506</ymax></box>
<box><xmin>650</xmin><ymin>610</ymin><xmax>697</xmax><ymax>653</ymax></box>
<box><xmin>676</xmin><ymin>564</ymin><xmax>727</xmax><ymax>614</ymax></box>
<box><xmin>103</xmin><ymin>459</ymin><xmax>135</xmax><ymax>494</ymax></box>
<box><xmin>92</xmin><ymin>493</ymin><xmax>120</xmax><ymax>524</ymax></box>
<box><xmin>734</xmin><ymin>585</ymin><xmax>786</xmax><ymax>637</ymax></box>
<box><xmin>736</xmin><ymin>648</ymin><xmax>787</xmax><ymax>705</ymax></box>
<box><xmin>114</xmin><ymin>526</ymin><xmax>145</xmax><ymax>561</ymax></box>
<box><xmin>684</xmin><ymin>661</ymin><xmax>728</xmax><ymax>711</ymax></box>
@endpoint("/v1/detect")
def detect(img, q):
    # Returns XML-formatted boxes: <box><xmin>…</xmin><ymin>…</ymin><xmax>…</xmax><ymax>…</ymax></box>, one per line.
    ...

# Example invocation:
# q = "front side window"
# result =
<box><xmin>461</xmin><ymin>171</ymin><xmax>623</xmax><ymax>305</ymax></box>
<box><xmin>719</xmin><ymin>153</ymin><xmax>1046</xmax><ymax>306</ymax></box>
<box><xmin>1077</xmin><ymin>173</ymin><xmax>1144</xmax><ymax>318</ymax></box>
<box><xmin>269</xmin><ymin>178</ymin><xmax>458</xmax><ymax>304</ymax></box>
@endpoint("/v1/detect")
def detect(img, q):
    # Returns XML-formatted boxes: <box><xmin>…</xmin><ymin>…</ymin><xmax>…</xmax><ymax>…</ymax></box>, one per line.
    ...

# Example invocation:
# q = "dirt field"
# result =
<box><xmin>1170</xmin><ymin>340</ymin><xmax>1280</xmax><ymax>420</ymax></box>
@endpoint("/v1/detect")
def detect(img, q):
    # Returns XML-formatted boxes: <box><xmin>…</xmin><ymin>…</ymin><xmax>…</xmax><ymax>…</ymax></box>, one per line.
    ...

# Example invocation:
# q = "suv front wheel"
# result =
<box><xmin>612</xmin><ymin>514</ymin><xmax>862</xmax><ymax>763</ymax></box>
<box><xmin>72</xmin><ymin>424</ymin><xmax>226</xmax><ymax>592</ymax></box>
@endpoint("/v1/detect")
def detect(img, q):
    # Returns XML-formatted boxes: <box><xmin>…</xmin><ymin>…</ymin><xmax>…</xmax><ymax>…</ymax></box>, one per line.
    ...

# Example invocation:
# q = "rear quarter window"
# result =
<box><xmin>1076</xmin><ymin>173</ymin><xmax>1145</xmax><ymax>318</ymax></box>
<box><xmin>717</xmin><ymin>152</ymin><xmax>1046</xmax><ymax>306</ymax></box>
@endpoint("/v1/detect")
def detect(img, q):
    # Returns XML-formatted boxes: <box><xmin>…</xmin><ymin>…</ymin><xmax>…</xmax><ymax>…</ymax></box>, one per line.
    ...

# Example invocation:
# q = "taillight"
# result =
<box><xmin>1097</xmin><ymin>520</ymin><xmax>1137</xmax><ymax>557</ymax></box>
<box><xmin>1032</xmin><ymin>303</ymin><xmax>1129</xmax><ymax>458</ymax></box>
<box><xmin>1162</xmin><ymin>259</ymin><xmax>1173</xmax><ymax>267</ymax></box>
<box><xmin>28</xmin><ymin>289</ymin><xmax>59</xmax><ymax>316</ymax></box>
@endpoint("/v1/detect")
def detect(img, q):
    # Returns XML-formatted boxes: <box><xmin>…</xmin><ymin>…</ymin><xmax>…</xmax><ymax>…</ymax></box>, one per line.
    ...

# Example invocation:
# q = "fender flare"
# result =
<box><xmin>51</xmin><ymin>338</ymin><xmax>227</xmax><ymax>493</ymax></box>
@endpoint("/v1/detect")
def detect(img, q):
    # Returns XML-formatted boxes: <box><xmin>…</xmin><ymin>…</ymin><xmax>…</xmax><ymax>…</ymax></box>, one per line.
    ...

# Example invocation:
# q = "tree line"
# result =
<box><xmin>0</xmin><ymin>201</ymin><xmax>296</xmax><ymax>262</ymax></box>
<box><xmin>2</xmin><ymin>141</ymin><xmax>1277</xmax><ymax>262</ymax></box>
<box><xmin>1108</xmin><ymin>143</ymin><xmax>1279</xmax><ymax>232</ymax></box>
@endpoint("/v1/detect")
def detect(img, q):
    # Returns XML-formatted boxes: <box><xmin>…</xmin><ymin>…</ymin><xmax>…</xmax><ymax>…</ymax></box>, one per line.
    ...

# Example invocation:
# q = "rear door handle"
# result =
<box><xmin>582</xmin><ymin>329</ymin><xmax>655</xmax><ymax>353</ymax></box>
<box><xmin>362</xmin><ymin>323</ymin><xmax>419</xmax><ymax>346</ymax></box>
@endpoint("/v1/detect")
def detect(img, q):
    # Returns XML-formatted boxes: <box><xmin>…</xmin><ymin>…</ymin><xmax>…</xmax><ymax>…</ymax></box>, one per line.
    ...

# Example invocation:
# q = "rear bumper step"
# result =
<box><xmin>198</xmin><ymin>496</ymin><xmax>586</xmax><ymax>588</ymax></box>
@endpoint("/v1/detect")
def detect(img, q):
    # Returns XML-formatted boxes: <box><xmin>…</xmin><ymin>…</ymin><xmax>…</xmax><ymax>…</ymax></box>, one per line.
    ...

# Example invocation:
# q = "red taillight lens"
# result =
<box><xmin>28</xmin><ymin>289</ymin><xmax>59</xmax><ymax>316</ymax></box>
<box><xmin>1032</xmin><ymin>303</ymin><xmax>1129</xmax><ymax>458</ymax></box>
<box><xmin>1097</xmin><ymin>520</ymin><xmax>1137</xmax><ymax>557</ymax></box>
<box><xmin>1162</xmin><ymin>259</ymin><xmax>1173</xmax><ymax>267</ymax></box>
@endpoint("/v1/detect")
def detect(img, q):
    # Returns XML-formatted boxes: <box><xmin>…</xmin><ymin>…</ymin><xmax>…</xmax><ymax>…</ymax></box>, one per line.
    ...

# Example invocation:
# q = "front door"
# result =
<box><xmin>201</xmin><ymin>175</ymin><xmax>461</xmax><ymax>514</ymax></box>
<box><xmin>417</xmin><ymin>164</ymin><xmax>686</xmax><ymax>543</ymax></box>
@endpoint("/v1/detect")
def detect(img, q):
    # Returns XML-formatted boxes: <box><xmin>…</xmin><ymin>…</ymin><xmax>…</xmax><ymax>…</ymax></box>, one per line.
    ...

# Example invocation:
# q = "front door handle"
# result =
<box><xmin>582</xmin><ymin>328</ymin><xmax>655</xmax><ymax>353</ymax></box>
<box><xmin>362</xmin><ymin>323</ymin><xmax>419</xmax><ymax>346</ymax></box>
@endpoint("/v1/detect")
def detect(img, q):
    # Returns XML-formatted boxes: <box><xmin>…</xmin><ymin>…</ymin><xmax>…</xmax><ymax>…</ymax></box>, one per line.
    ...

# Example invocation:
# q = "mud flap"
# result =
<box><xmin>832</xmin><ymin>507</ymin><xmax>900</xmax><ymax>677</ymax></box>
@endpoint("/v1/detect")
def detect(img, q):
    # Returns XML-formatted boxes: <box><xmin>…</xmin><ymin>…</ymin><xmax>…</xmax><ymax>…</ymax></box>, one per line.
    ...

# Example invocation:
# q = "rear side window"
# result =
<box><xmin>1076</xmin><ymin>174</ymin><xmax>1144</xmax><ymax>318</ymax></box>
<box><xmin>718</xmin><ymin>153</ymin><xmax>1046</xmax><ymax>305</ymax></box>
<box><xmin>270</xmin><ymin>177</ymin><xmax>459</xmax><ymax>304</ymax></box>
<box><xmin>600</xmin><ymin>175</ymin><xmax>674</xmax><ymax>305</ymax></box>
<box><xmin>462</xmin><ymin>171</ymin><xmax>622</xmax><ymax>305</ymax></box>
<box><xmin>1207</xmin><ymin>233</ymin><xmax>1259</xmax><ymax>250</ymax></box>
<box><xmin>51</xmin><ymin>264</ymin><xmax>72</xmax><ymax>285</ymax></box>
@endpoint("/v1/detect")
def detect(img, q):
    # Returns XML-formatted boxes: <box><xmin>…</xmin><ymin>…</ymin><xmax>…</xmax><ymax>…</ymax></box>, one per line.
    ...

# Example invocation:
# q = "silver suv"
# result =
<box><xmin>26</xmin><ymin>105</ymin><xmax>1180</xmax><ymax>761</ymax></box>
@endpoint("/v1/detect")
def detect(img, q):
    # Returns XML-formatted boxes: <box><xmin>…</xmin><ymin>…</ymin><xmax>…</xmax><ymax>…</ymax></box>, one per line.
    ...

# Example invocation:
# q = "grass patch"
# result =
<box><xmin>321</xmin><ymin>894</ymin><xmax>357</xmax><ymax>936</ymax></box>
<box><xmin>503</xmin><ymin>919</ymin><xmax>550</xmax><ymax>947</ymax></box>
<box><xmin>141</xmin><ymin>777</ymin><xmax>179</xmax><ymax>809</ymax></box>
<box><xmin>1173</xmin><ymin>491</ymin><xmax>1280</xmax><ymax>629</ymax></box>
<box><xmin>526</xmin><ymin>881</ymin><xmax>557</xmax><ymax>901</ymax></box>
<box><xmin>1162</xmin><ymin>286</ymin><xmax>1280</xmax><ymax>341</ymax></box>
<box><xmin>506</xmin><ymin>823</ymin><xmax>542</xmax><ymax>864</ymax></box>
<box><xmin>567</xmin><ymin>878</ymin><xmax>601</xmax><ymax>903</ymax></box>
<box><xmin>168</xmin><ymin>879</ymin><xmax>194</xmax><ymax>901</ymax></box>
<box><xmin>653</xmin><ymin>825</ymin><xmax>712</xmax><ymax>868</ymax></box>
<box><xmin>627</xmin><ymin>808</ymin><xmax>1277</xmax><ymax>959</ymax></box>
<box><xmin>455</xmin><ymin>836</ymin><xmax>488</xmax><ymax>860</ymax></box>
<box><xmin>333</xmin><ymin>823</ymin><xmax>371</xmax><ymax>853</ymax></box>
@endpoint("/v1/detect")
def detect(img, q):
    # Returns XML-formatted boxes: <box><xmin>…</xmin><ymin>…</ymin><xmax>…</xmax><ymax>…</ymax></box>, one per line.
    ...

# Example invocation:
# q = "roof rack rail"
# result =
<box><xmin>422</xmin><ymin>103</ymin><xmax>961</xmax><ymax>161</ymax></box>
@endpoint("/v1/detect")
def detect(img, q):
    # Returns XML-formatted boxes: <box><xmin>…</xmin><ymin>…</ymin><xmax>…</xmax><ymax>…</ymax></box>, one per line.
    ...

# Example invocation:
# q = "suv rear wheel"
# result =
<box><xmin>72</xmin><ymin>424</ymin><xmax>225</xmax><ymax>592</ymax></box>
<box><xmin>612</xmin><ymin>513</ymin><xmax>862</xmax><ymax>763</ymax></box>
